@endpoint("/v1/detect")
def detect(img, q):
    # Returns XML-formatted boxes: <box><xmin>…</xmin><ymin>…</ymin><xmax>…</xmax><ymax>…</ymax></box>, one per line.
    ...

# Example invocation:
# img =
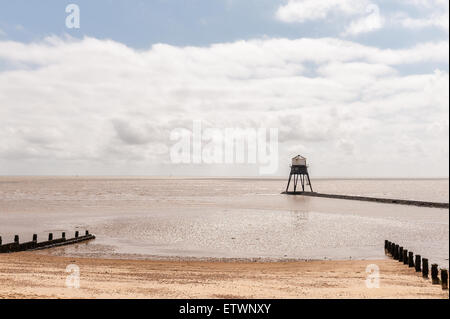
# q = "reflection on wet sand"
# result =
<box><xmin>0</xmin><ymin>177</ymin><xmax>448</xmax><ymax>267</ymax></box>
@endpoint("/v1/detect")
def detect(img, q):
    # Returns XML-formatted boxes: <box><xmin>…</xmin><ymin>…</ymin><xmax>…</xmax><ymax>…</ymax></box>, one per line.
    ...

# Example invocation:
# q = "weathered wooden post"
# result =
<box><xmin>441</xmin><ymin>269</ymin><xmax>448</xmax><ymax>290</ymax></box>
<box><xmin>403</xmin><ymin>249</ymin><xmax>408</xmax><ymax>265</ymax></box>
<box><xmin>399</xmin><ymin>247</ymin><xmax>404</xmax><ymax>262</ymax></box>
<box><xmin>422</xmin><ymin>258</ymin><xmax>429</xmax><ymax>278</ymax></box>
<box><xmin>431</xmin><ymin>264</ymin><xmax>440</xmax><ymax>284</ymax></box>
<box><xmin>394</xmin><ymin>244</ymin><xmax>399</xmax><ymax>260</ymax></box>
<box><xmin>384</xmin><ymin>240</ymin><xmax>388</xmax><ymax>253</ymax></box>
<box><xmin>0</xmin><ymin>229</ymin><xmax>95</xmax><ymax>254</ymax></box>
<box><xmin>415</xmin><ymin>255</ymin><xmax>421</xmax><ymax>272</ymax></box>
<box><xmin>408</xmin><ymin>252</ymin><xmax>414</xmax><ymax>268</ymax></box>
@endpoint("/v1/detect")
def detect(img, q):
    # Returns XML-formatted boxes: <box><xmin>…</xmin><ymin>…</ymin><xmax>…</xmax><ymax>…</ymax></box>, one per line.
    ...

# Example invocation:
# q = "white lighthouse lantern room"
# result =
<box><xmin>292</xmin><ymin>155</ymin><xmax>306</xmax><ymax>166</ymax></box>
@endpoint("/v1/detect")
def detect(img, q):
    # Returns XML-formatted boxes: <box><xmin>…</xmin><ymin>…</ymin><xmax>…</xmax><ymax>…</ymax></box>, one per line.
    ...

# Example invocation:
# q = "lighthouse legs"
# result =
<box><xmin>286</xmin><ymin>173</ymin><xmax>313</xmax><ymax>193</ymax></box>
<box><xmin>285</xmin><ymin>174</ymin><xmax>292</xmax><ymax>192</ymax></box>
<box><xmin>306</xmin><ymin>173</ymin><xmax>313</xmax><ymax>192</ymax></box>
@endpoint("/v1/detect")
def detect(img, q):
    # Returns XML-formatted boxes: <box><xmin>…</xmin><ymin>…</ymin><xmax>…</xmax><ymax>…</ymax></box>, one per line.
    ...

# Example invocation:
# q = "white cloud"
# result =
<box><xmin>396</xmin><ymin>0</ymin><xmax>448</xmax><ymax>9</ymax></box>
<box><xmin>392</xmin><ymin>0</ymin><xmax>449</xmax><ymax>32</ymax></box>
<box><xmin>276</xmin><ymin>0</ymin><xmax>369</xmax><ymax>23</ymax></box>
<box><xmin>343</xmin><ymin>4</ymin><xmax>384</xmax><ymax>36</ymax></box>
<box><xmin>276</xmin><ymin>0</ymin><xmax>449</xmax><ymax>35</ymax></box>
<box><xmin>0</xmin><ymin>36</ymin><xmax>448</xmax><ymax>176</ymax></box>
<box><xmin>396</xmin><ymin>12</ymin><xmax>449</xmax><ymax>32</ymax></box>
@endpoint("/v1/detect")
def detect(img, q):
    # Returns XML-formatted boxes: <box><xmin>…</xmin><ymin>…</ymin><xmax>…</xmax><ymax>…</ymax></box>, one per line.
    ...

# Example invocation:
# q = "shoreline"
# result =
<box><xmin>0</xmin><ymin>252</ymin><xmax>448</xmax><ymax>299</ymax></box>
<box><xmin>33</xmin><ymin>251</ymin><xmax>388</xmax><ymax>263</ymax></box>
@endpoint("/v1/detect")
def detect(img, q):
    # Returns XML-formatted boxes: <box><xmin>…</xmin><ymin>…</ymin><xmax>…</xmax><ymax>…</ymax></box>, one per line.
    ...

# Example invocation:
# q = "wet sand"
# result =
<box><xmin>1</xmin><ymin>177</ymin><xmax>448</xmax><ymax>265</ymax></box>
<box><xmin>0</xmin><ymin>252</ymin><xmax>448</xmax><ymax>299</ymax></box>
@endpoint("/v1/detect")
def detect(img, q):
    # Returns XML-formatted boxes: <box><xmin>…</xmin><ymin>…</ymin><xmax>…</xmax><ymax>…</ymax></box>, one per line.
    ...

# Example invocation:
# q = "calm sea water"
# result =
<box><xmin>0</xmin><ymin>177</ymin><xmax>448</xmax><ymax>266</ymax></box>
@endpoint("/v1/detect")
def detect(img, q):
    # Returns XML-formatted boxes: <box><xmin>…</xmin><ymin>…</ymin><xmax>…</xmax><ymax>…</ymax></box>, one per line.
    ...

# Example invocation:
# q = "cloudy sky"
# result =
<box><xmin>0</xmin><ymin>0</ymin><xmax>448</xmax><ymax>177</ymax></box>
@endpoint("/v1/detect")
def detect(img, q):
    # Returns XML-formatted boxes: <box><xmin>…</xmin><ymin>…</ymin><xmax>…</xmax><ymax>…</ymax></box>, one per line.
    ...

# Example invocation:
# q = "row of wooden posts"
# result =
<box><xmin>385</xmin><ymin>240</ymin><xmax>448</xmax><ymax>290</ymax></box>
<box><xmin>0</xmin><ymin>230</ymin><xmax>94</xmax><ymax>253</ymax></box>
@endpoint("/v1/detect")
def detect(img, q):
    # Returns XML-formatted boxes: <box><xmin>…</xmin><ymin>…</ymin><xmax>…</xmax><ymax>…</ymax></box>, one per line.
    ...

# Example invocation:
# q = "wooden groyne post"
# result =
<box><xmin>403</xmin><ymin>249</ymin><xmax>408</xmax><ymax>265</ymax></box>
<box><xmin>422</xmin><ymin>258</ymin><xmax>429</xmax><ymax>278</ymax></box>
<box><xmin>431</xmin><ymin>264</ymin><xmax>440</xmax><ymax>284</ymax></box>
<box><xmin>385</xmin><ymin>239</ymin><xmax>448</xmax><ymax>290</ymax></box>
<box><xmin>408</xmin><ymin>252</ymin><xmax>414</xmax><ymax>268</ymax></box>
<box><xmin>0</xmin><ymin>230</ymin><xmax>95</xmax><ymax>254</ymax></box>
<box><xmin>441</xmin><ymin>269</ymin><xmax>448</xmax><ymax>290</ymax></box>
<box><xmin>415</xmin><ymin>255</ymin><xmax>421</xmax><ymax>272</ymax></box>
<box><xmin>394</xmin><ymin>244</ymin><xmax>400</xmax><ymax>260</ymax></box>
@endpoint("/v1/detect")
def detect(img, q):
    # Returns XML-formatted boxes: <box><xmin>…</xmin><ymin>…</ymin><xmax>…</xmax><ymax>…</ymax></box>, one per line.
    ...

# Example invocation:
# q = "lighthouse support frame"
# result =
<box><xmin>286</xmin><ymin>165</ymin><xmax>313</xmax><ymax>193</ymax></box>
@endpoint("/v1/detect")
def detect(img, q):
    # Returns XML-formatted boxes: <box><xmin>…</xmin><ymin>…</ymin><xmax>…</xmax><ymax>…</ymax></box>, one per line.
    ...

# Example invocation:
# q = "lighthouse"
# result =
<box><xmin>285</xmin><ymin>155</ymin><xmax>313</xmax><ymax>193</ymax></box>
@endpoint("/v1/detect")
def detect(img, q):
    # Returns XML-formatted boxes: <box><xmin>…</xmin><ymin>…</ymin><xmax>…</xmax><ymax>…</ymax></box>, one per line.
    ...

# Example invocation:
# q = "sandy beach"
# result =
<box><xmin>0</xmin><ymin>252</ymin><xmax>447</xmax><ymax>299</ymax></box>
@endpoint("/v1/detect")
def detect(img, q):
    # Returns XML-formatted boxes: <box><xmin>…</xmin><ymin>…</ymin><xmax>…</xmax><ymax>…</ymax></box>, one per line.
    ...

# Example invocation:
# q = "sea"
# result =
<box><xmin>0</xmin><ymin>177</ymin><xmax>448</xmax><ymax>266</ymax></box>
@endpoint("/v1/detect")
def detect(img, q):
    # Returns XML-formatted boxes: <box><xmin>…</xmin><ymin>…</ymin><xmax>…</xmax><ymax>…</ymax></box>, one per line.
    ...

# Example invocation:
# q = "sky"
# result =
<box><xmin>0</xmin><ymin>0</ymin><xmax>448</xmax><ymax>177</ymax></box>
